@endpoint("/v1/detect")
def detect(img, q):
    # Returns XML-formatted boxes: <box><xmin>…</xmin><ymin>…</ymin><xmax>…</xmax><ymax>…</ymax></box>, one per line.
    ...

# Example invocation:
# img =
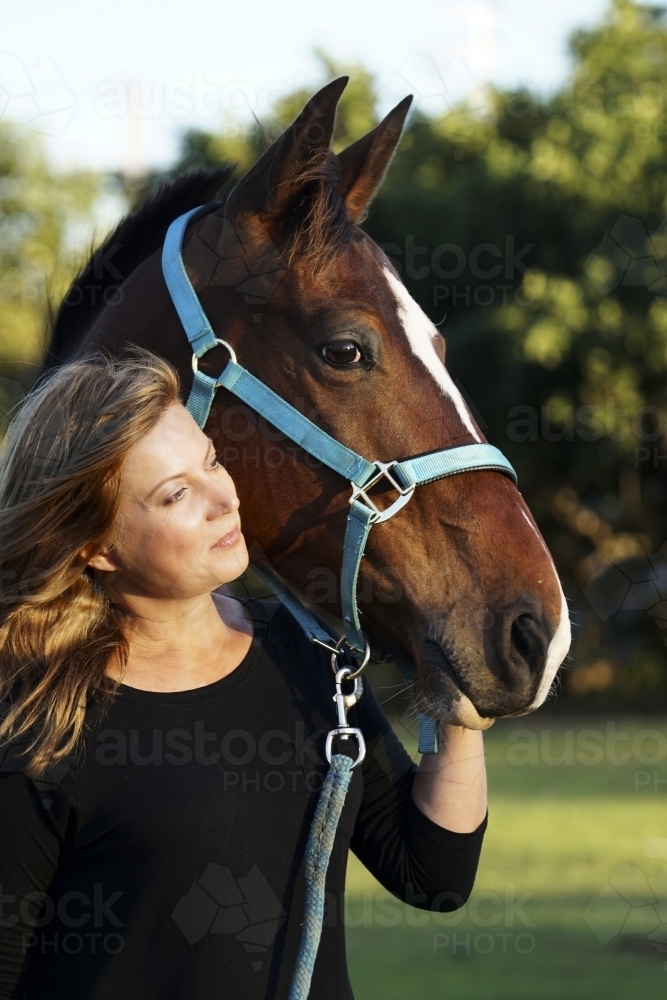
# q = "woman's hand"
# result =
<box><xmin>411</xmin><ymin>724</ymin><xmax>487</xmax><ymax>833</ymax></box>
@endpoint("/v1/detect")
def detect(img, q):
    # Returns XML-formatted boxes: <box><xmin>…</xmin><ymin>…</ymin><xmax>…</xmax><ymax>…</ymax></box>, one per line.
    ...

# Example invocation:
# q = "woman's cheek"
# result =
<box><xmin>164</xmin><ymin>513</ymin><xmax>205</xmax><ymax>559</ymax></box>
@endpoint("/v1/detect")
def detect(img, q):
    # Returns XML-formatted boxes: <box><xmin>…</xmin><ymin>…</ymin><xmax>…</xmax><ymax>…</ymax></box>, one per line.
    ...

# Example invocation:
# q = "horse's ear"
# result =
<box><xmin>336</xmin><ymin>95</ymin><xmax>413</xmax><ymax>223</ymax></box>
<box><xmin>226</xmin><ymin>77</ymin><xmax>348</xmax><ymax>219</ymax></box>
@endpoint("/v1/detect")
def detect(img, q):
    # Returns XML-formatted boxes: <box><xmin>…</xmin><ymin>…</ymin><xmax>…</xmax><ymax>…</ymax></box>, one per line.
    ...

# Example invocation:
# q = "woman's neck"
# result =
<box><xmin>108</xmin><ymin>592</ymin><xmax>254</xmax><ymax>692</ymax></box>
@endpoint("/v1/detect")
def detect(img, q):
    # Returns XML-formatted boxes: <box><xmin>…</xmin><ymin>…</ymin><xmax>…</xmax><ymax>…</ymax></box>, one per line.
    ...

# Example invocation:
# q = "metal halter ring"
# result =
<box><xmin>191</xmin><ymin>338</ymin><xmax>237</xmax><ymax>381</ymax></box>
<box><xmin>331</xmin><ymin>635</ymin><xmax>370</xmax><ymax>681</ymax></box>
<box><xmin>312</xmin><ymin>633</ymin><xmax>370</xmax><ymax>677</ymax></box>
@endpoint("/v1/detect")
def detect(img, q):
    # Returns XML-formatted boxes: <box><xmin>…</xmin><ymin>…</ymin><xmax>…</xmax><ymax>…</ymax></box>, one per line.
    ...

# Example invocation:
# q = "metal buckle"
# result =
<box><xmin>349</xmin><ymin>461</ymin><xmax>415</xmax><ymax>523</ymax></box>
<box><xmin>191</xmin><ymin>338</ymin><xmax>237</xmax><ymax>385</ymax></box>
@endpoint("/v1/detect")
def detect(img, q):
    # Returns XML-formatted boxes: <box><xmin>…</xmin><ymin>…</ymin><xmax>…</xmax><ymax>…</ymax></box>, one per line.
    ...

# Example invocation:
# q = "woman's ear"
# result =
<box><xmin>81</xmin><ymin>544</ymin><xmax>120</xmax><ymax>574</ymax></box>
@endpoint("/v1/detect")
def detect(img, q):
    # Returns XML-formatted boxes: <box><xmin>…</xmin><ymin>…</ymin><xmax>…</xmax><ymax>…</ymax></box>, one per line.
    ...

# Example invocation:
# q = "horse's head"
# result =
<box><xmin>74</xmin><ymin>78</ymin><xmax>570</xmax><ymax>727</ymax></box>
<box><xmin>180</xmin><ymin>78</ymin><xmax>571</xmax><ymax>727</ymax></box>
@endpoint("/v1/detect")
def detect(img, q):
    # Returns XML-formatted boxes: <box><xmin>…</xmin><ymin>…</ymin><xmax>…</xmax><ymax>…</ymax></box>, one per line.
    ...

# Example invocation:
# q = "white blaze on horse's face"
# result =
<box><xmin>529</xmin><ymin>587</ymin><xmax>571</xmax><ymax>709</ymax></box>
<box><xmin>383</xmin><ymin>265</ymin><xmax>572</xmax><ymax>712</ymax></box>
<box><xmin>382</xmin><ymin>266</ymin><xmax>481</xmax><ymax>442</ymax></box>
<box><xmin>519</xmin><ymin>510</ymin><xmax>572</xmax><ymax>710</ymax></box>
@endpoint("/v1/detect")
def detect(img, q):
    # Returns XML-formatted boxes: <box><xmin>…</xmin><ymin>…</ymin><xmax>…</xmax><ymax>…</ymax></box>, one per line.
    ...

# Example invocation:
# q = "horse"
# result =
<box><xmin>44</xmin><ymin>77</ymin><xmax>571</xmax><ymax>729</ymax></box>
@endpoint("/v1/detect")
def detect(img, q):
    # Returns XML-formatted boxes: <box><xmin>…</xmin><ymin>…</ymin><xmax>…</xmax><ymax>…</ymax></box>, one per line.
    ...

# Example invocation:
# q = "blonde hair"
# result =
<box><xmin>0</xmin><ymin>349</ymin><xmax>180</xmax><ymax>776</ymax></box>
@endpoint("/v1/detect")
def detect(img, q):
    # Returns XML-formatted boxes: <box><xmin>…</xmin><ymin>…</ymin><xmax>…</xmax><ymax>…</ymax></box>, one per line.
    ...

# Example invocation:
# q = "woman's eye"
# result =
<box><xmin>164</xmin><ymin>487</ymin><xmax>187</xmax><ymax>506</ymax></box>
<box><xmin>163</xmin><ymin>454</ymin><xmax>218</xmax><ymax>506</ymax></box>
<box><xmin>322</xmin><ymin>340</ymin><xmax>364</xmax><ymax>367</ymax></box>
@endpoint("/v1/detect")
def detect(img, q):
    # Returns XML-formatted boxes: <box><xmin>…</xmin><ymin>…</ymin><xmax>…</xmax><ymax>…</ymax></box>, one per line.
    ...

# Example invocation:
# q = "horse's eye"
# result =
<box><xmin>322</xmin><ymin>340</ymin><xmax>364</xmax><ymax>367</ymax></box>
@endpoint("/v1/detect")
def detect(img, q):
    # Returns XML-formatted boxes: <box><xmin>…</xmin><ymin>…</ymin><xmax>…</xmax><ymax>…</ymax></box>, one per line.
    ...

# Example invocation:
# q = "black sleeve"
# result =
<box><xmin>0</xmin><ymin>749</ymin><xmax>73</xmax><ymax>998</ymax></box>
<box><xmin>347</xmin><ymin>680</ymin><xmax>487</xmax><ymax>912</ymax></box>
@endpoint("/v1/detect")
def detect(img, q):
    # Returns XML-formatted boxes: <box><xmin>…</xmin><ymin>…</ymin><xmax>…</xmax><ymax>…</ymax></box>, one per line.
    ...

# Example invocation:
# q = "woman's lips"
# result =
<box><xmin>212</xmin><ymin>526</ymin><xmax>242</xmax><ymax>550</ymax></box>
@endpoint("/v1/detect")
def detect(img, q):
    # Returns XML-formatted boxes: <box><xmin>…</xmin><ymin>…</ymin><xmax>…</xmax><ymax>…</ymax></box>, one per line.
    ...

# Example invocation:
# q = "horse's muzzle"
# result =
<box><xmin>419</xmin><ymin>603</ymin><xmax>553</xmax><ymax>721</ymax></box>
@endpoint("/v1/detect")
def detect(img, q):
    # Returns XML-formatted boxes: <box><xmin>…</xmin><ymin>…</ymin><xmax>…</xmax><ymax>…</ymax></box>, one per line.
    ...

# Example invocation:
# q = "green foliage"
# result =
<box><xmin>0</xmin><ymin>122</ymin><xmax>98</xmax><ymax>374</ymax></box>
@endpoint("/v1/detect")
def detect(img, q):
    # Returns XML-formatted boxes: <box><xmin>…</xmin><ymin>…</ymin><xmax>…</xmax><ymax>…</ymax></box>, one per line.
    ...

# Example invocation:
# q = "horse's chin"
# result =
<box><xmin>413</xmin><ymin>641</ymin><xmax>496</xmax><ymax>731</ymax></box>
<box><xmin>436</xmin><ymin>692</ymin><xmax>496</xmax><ymax>731</ymax></box>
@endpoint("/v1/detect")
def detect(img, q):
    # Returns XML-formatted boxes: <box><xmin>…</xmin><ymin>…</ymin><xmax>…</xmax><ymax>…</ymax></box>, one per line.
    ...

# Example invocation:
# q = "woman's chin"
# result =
<box><xmin>210</xmin><ymin>535</ymin><xmax>249</xmax><ymax>581</ymax></box>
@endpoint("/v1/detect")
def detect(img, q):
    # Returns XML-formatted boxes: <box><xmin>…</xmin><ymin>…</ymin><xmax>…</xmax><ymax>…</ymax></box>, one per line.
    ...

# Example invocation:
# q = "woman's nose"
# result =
<box><xmin>208</xmin><ymin>484</ymin><xmax>240</xmax><ymax>518</ymax></box>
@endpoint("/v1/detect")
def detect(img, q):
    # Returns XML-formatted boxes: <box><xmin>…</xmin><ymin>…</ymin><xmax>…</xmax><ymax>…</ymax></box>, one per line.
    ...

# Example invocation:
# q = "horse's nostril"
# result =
<box><xmin>510</xmin><ymin>613</ymin><xmax>543</xmax><ymax>672</ymax></box>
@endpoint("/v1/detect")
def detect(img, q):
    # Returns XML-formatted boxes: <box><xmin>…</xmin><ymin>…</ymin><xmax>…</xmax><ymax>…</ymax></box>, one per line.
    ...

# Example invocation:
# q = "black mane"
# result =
<box><xmin>43</xmin><ymin>166</ymin><xmax>234</xmax><ymax>370</ymax></box>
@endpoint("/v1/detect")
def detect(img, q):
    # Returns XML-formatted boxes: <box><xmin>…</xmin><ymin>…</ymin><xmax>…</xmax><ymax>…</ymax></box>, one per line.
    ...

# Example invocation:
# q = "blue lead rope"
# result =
<box><xmin>287</xmin><ymin>754</ymin><xmax>354</xmax><ymax>1000</ymax></box>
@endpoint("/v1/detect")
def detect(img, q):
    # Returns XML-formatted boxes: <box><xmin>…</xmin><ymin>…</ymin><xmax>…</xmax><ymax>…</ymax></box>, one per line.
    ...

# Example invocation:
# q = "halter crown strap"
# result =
<box><xmin>162</xmin><ymin>207</ymin><xmax>518</xmax><ymax>754</ymax></box>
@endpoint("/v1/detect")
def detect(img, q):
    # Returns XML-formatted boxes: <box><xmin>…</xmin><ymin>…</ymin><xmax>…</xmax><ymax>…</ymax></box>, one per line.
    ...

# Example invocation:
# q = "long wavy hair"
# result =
<box><xmin>0</xmin><ymin>350</ymin><xmax>180</xmax><ymax>776</ymax></box>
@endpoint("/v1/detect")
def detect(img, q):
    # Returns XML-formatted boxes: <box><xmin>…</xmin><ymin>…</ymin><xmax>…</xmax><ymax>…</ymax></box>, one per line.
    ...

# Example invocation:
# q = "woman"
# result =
<box><xmin>0</xmin><ymin>351</ymin><xmax>487</xmax><ymax>1000</ymax></box>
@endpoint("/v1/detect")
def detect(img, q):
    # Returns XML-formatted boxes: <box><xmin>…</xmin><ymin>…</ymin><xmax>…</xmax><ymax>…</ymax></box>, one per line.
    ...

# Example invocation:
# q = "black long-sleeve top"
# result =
<box><xmin>0</xmin><ymin>599</ymin><xmax>486</xmax><ymax>999</ymax></box>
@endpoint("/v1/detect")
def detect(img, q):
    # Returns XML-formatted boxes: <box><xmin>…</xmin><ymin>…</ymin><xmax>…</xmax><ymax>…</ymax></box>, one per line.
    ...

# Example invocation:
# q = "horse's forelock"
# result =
<box><xmin>274</xmin><ymin>148</ymin><xmax>353</xmax><ymax>274</ymax></box>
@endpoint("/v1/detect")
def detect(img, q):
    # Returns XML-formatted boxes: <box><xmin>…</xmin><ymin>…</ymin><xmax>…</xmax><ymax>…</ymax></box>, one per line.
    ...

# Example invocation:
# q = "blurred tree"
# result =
<box><xmin>270</xmin><ymin>49</ymin><xmax>379</xmax><ymax>151</ymax></box>
<box><xmin>170</xmin><ymin>49</ymin><xmax>379</xmax><ymax>182</ymax></box>
<box><xmin>0</xmin><ymin>122</ymin><xmax>98</xmax><ymax>393</ymax></box>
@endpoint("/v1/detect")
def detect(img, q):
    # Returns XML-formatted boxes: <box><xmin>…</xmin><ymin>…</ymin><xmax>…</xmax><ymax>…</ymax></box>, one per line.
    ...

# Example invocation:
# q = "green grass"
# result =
<box><xmin>345</xmin><ymin>716</ymin><xmax>667</xmax><ymax>998</ymax></box>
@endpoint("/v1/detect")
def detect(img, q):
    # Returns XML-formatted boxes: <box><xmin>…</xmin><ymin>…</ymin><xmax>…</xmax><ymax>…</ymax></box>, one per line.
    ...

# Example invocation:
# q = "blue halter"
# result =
<box><xmin>161</xmin><ymin>205</ymin><xmax>517</xmax><ymax>752</ymax></box>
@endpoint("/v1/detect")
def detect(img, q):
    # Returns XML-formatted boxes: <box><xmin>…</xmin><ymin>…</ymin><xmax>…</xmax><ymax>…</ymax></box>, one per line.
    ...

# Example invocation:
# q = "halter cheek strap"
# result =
<box><xmin>162</xmin><ymin>206</ymin><xmax>517</xmax><ymax>754</ymax></box>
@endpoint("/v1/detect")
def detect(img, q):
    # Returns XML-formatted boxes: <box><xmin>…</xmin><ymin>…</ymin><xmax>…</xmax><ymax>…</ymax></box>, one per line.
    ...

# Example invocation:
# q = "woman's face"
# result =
<box><xmin>88</xmin><ymin>403</ymin><xmax>249</xmax><ymax>601</ymax></box>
